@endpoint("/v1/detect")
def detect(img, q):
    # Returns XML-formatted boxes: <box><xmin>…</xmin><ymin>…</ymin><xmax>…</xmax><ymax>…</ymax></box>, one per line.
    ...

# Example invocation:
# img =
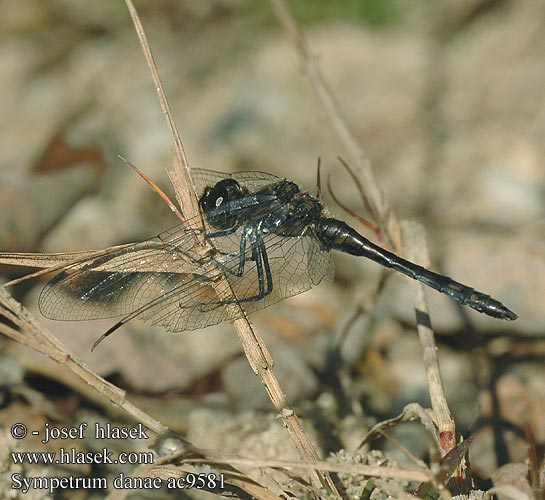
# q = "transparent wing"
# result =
<box><xmin>191</xmin><ymin>169</ymin><xmax>284</xmax><ymax>196</ymax></box>
<box><xmin>105</xmin><ymin>232</ymin><xmax>334</xmax><ymax>333</ymax></box>
<box><xmin>39</xmin><ymin>169</ymin><xmax>334</xmax><ymax>332</ymax></box>
<box><xmin>38</xmin><ymin>226</ymin><xmax>206</xmax><ymax>322</ymax></box>
<box><xmin>228</xmin><ymin>229</ymin><xmax>334</xmax><ymax>311</ymax></box>
<box><xmin>39</xmin><ymin>231</ymin><xmax>333</xmax><ymax>332</ymax></box>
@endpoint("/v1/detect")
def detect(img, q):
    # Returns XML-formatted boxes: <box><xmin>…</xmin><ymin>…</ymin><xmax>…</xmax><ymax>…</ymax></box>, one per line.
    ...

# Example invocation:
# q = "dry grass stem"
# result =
<box><xmin>0</xmin><ymin>243</ymin><xmax>157</xmax><ymax>287</ymax></box>
<box><xmin>360</xmin><ymin>402</ymin><xmax>442</xmax><ymax>453</ymax></box>
<box><xmin>125</xmin><ymin>464</ymin><xmax>286</xmax><ymax>500</ymax></box>
<box><xmin>125</xmin><ymin>0</ymin><xmax>338</xmax><ymax>494</ymax></box>
<box><xmin>177</xmin><ymin>457</ymin><xmax>431</xmax><ymax>482</ymax></box>
<box><xmin>401</xmin><ymin>221</ymin><xmax>456</xmax><ymax>453</ymax></box>
<box><xmin>0</xmin><ymin>288</ymin><xmax>167</xmax><ymax>435</ymax></box>
<box><xmin>107</xmin><ymin>452</ymin><xmax>284</xmax><ymax>500</ymax></box>
<box><xmin>124</xmin><ymin>0</ymin><xmax>199</xmax><ymax>223</ymax></box>
<box><xmin>114</xmin><ymin>452</ymin><xmax>431</xmax><ymax>500</ymax></box>
<box><xmin>270</xmin><ymin>0</ymin><xmax>454</xmax><ymax>455</ymax></box>
<box><xmin>269</xmin><ymin>0</ymin><xmax>400</xmax><ymax>251</ymax></box>
<box><xmin>0</xmin><ymin>286</ymin><xmax>286</xmax><ymax>498</ymax></box>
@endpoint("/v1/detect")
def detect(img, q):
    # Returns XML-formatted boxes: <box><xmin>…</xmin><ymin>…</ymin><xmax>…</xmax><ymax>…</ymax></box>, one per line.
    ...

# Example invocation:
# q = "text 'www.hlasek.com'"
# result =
<box><xmin>9</xmin><ymin>421</ymin><xmax>225</xmax><ymax>495</ymax></box>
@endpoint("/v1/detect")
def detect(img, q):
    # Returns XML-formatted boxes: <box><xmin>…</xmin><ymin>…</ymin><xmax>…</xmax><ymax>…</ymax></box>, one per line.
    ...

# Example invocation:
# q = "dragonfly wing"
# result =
<box><xmin>39</xmin><ymin>228</ymin><xmax>204</xmax><ymax>321</ymax></box>
<box><xmin>307</xmin><ymin>235</ymin><xmax>335</xmax><ymax>287</ymax></box>
<box><xmin>39</xmin><ymin>169</ymin><xmax>334</xmax><ymax>332</ymax></box>
<box><xmin>114</xmin><ymin>270</ymin><xmax>234</xmax><ymax>332</ymax></box>
<box><xmin>210</xmin><ymin>230</ymin><xmax>334</xmax><ymax>316</ymax></box>
<box><xmin>126</xmin><ymin>230</ymin><xmax>334</xmax><ymax>332</ymax></box>
<box><xmin>38</xmin><ymin>223</ymin><xmax>245</xmax><ymax>331</ymax></box>
<box><xmin>191</xmin><ymin>169</ymin><xmax>283</xmax><ymax>196</ymax></box>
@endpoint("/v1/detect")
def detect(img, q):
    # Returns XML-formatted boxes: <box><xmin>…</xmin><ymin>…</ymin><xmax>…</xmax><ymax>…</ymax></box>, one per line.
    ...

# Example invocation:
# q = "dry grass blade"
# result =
<box><xmin>0</xmin><ymin>288</ymin><xmax>167</xmax><ymax>435</ymax></box>
<box><xmin>0</xmin><ymin>244</ymin><xmax>136</xmax><ymax>286</ymax></box>
<box><xmin>0</xmin><ymin>250</ymin><xmax>116</xmax><ymax>269</ymax></box>
<box><xmin>125</xmin><ymin>0</ymin><xmax>338</xmax><ymax>494</ymax></box>
<box><xmin>0</xmin><ymin>237</ymin><xmax>197</xmax><ymax>288</ymax></box>
<box><xmin>106</xmin><ymin>451</ymin><xmax>285</xmax><ymax>500</ymax></box>
<box><xmin>124</xmin><ymin>0</ymin><xmax>198</xmax><ymax>222</ymax></box>
<box><xmin>359</xmin><ymin>402</ymin><xmax>441</xmax><ymax>453</ymax></box>
<box><xmin>401</xmin><ymin>221</ymin><xmax>456</xmax><ymax>453</ymax></box>
<box><xmin>268</xmin><ymin>0</ymin><xmax>400</xmax><ymax>252</ymax></box>
<box><xmin>118</xmin><ymin>155</ymin><xmax>186</xmax><ymax>223</ymax></box>
<box><xmin>178</xmin><ymin>457</ymin><xmax>432</xmax><ymax>482</ymax></box>
<box><xmin>269</xmin><ymin>0</ymin><xmax>455</xmax><ymax>457</ymax></box>
<box><xmin>115</xmin><ymin>464</ymin><xmax>285</xmax><ymax>500</ymax></box>
<box><xmin>111</xmin><ymin>451</ymin><xmax>432</xmax><ymax>500</ymax></box>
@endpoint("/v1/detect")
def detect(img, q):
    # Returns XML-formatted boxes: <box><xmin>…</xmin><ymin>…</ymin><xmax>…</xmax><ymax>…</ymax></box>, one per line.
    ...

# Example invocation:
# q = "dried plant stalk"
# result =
<box><xmin>0</xmin><ymin>288</ymin><xmax>167</xmax><ymax>434</ymax></box>
<box><xmin>401</xmin><ymin>221</ymin><xmax>456</xmax><ymax>452</ymax></box>
<box><xmin>124</xmin><ymin>0</ymin><xmax>338</xmax><ymax>493</ymax></box>
<box><xmin>0</xmin><ymin>287</ymin><xmax>292</xmax><ymax>499</ymax></box>
<box><xmin>269</xmin><ymin>0</ymin><xmax>455</xmax><ymax>454</ymax></box>
<box><xmin>269</xmin><ymin>0</ymin><xmax>400</xmax><ymax>251</ymax></box>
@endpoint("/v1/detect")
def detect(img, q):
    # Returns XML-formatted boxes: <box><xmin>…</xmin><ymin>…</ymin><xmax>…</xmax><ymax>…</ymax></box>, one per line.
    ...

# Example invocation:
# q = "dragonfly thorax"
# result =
<box><xmin>275</xmin><ymin>192</ymin><xmax>323</xmax><ymax>237</ymax></box>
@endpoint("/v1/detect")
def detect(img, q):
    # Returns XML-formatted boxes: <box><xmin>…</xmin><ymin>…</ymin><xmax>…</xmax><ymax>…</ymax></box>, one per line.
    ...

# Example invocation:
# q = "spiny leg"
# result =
<box><xmin>196</xmin><ymin>233</ymin><xmax>273</xmax><ymax>312</ymax></box>
<box><xmin>207</xmin><ymin>225</ymin><xmax>254</xmax><ymax>278</ymax></box>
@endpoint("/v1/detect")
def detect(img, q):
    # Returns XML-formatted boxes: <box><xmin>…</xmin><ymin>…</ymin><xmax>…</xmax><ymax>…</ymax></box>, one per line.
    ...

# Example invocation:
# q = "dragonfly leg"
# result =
<box><xmin>195</xmin><ymin>233</ymin><xmax>273</xmax><ymax>313</ymax></box>
<box><xmin>208</xmin><ymin>225</ymin><xmax>250</xmax><ymax>278</ymax></box>
<box><xmin>247</xmin><ymin>234</ymin><xmax>273</xmax><ymax>301</ymax></box>
<box><xmin>257</xmin><ymin>236</ymin><xmax>273</xmax><ymax>297</ymax></box>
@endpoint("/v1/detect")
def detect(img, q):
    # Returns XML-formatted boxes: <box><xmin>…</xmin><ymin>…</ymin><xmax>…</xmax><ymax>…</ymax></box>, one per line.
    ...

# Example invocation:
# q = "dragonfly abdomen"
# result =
<box><xmin>313</xmin><ymin>218</ymin><xmax>517</xmax><ymax>321</ymax></box>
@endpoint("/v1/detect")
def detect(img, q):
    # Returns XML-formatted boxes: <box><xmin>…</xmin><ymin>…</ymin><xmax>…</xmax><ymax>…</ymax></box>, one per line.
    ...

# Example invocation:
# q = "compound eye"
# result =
<box><xmin>213</xmin><ymin>179</ymin><xmax>243</xmax><ymax>205</ymax></box>
<box><xmin>219</xmin><ymin>179</ymin><xmax>245</xmax><ymax>201</ymax></box>
<box><xmin>198</xmin><ymin>179</ymin><xmax>246</xmax><ymax>229</ymax></box>
<box><xmin>210</xmin><ymin>184</ymin><xmax>228</xmax><ymax>208</ymax></box>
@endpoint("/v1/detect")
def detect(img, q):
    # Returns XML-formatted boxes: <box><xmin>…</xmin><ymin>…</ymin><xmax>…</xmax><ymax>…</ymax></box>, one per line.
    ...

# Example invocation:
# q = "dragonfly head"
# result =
<box><xmin>199</xmin><ymin>178</ymin><xmax>248</xmax><ymax>229</ymax></box>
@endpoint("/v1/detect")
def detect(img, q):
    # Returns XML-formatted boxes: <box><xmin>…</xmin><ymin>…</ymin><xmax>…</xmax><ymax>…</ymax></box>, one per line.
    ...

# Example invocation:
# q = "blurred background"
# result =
<box><xmin>0</xmin><ymin>0</ymin><xmax>544</xmax><ymax>495</ymax></box>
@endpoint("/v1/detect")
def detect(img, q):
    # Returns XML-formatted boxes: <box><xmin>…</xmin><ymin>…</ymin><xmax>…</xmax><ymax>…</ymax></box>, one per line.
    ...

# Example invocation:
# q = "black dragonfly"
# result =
<box><xmin>39</xmin><ymin>169</ymin><xmax>517</xmax><ymax>348</ymax></box>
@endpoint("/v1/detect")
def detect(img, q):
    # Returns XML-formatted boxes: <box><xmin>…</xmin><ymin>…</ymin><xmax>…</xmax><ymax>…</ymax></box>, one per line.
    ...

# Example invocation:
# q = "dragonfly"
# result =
<box><xmin>38</xmin><ymin>169</ymin><xmax>517</xmax><ymax>349</ymax></box>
